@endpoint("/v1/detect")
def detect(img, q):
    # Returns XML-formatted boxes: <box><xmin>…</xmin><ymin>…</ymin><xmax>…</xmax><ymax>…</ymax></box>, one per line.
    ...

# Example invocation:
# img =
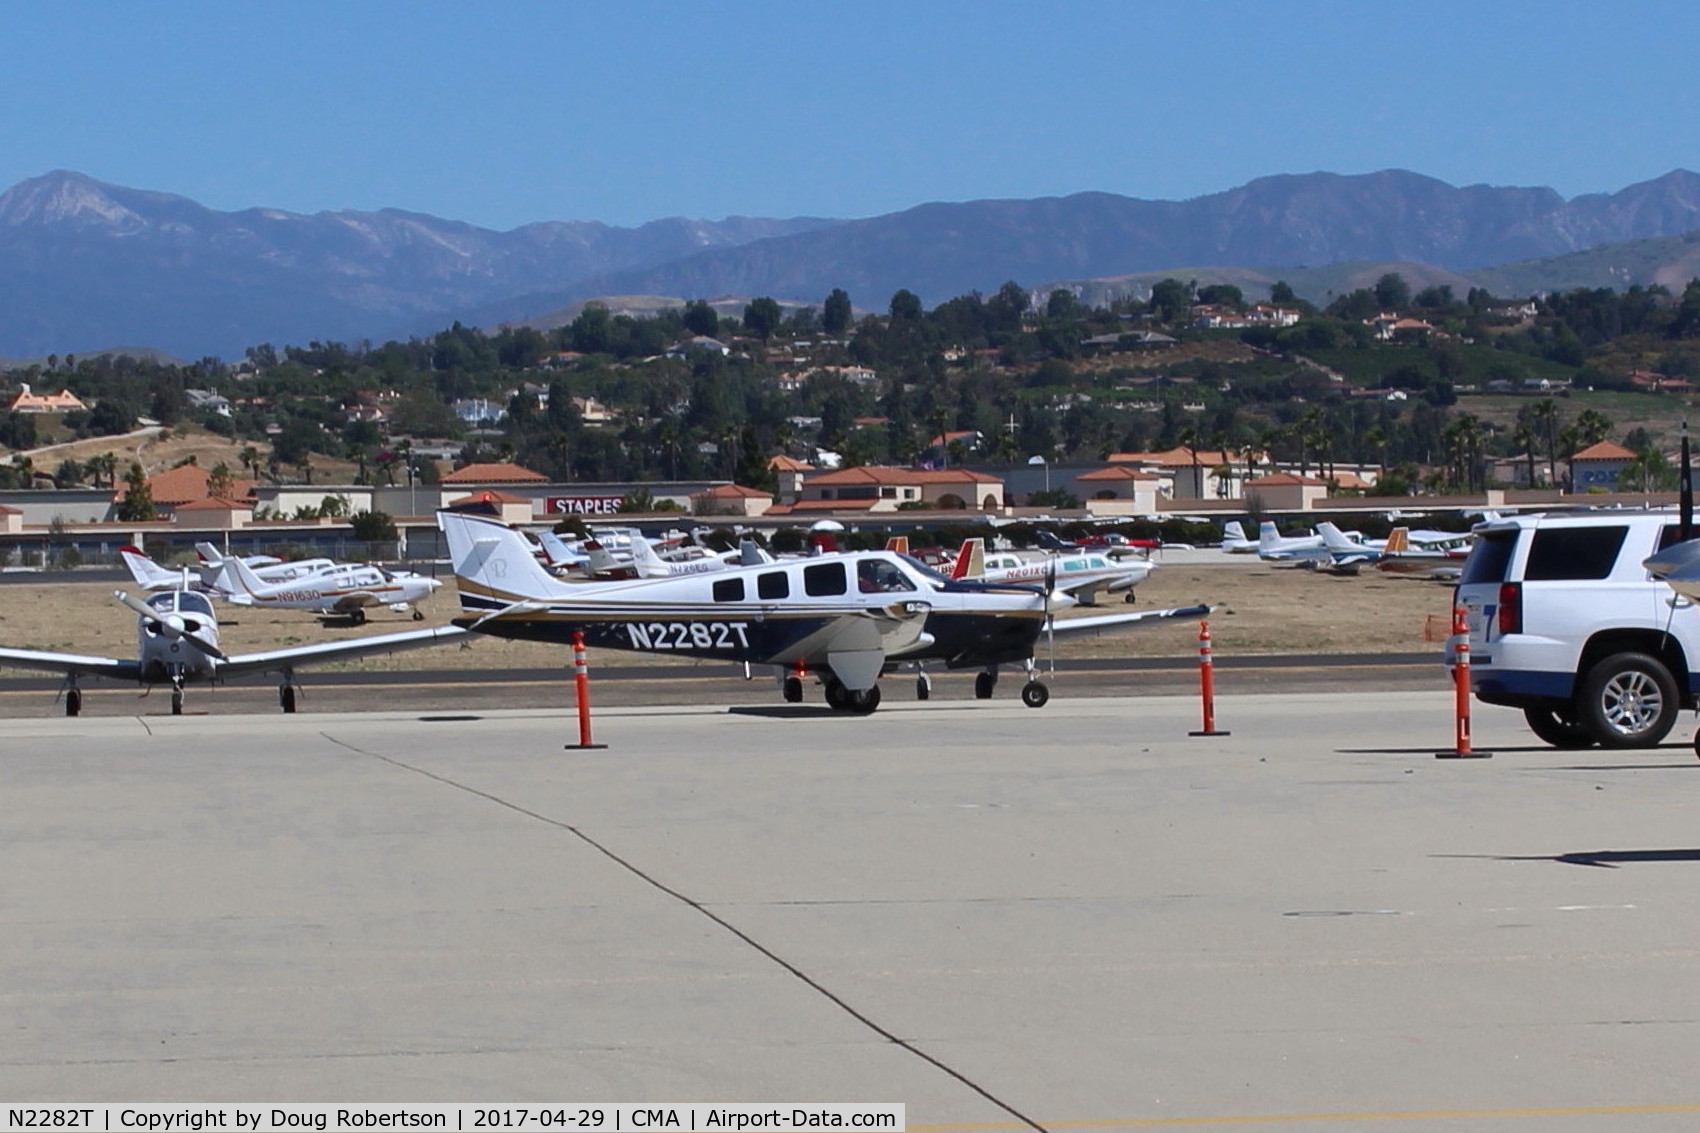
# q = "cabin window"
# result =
<box><xmin>804</xmin><ymin>562</ymin><xmax>848</xmax><ymax>596</ymax></box>
<box><xmin>757</xmin><ymin>571</ymin><xmax>790</xmax><ymax>600</ymax></box>
<box><xmin>712</xmin><ymin>577</ymin><xmax>745</xmax><ymax>602</ymax></box>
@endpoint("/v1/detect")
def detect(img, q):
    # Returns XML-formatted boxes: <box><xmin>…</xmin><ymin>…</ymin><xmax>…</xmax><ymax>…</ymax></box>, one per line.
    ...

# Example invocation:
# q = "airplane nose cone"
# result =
<box><xmin>164</xmin><ymin>613</ymin><xmax>186</xmax><ymax>636</ymax></box>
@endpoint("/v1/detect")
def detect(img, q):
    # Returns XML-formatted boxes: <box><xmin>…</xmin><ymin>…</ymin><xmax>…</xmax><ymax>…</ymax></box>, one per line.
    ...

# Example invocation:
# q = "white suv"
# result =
<box><xmin>1456</xmin><ymin>510</ymin><xmax>1699</xmax><ymax>748</ymax></box>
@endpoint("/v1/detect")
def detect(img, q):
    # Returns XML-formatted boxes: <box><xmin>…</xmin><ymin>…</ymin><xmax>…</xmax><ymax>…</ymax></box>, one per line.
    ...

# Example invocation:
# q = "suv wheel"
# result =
<box><xmin>1577</xmin><ymin>652</ymin><xmax>1680</xmax><ymax>748</ymax></box>
<box><xmin>1522</xmin><ymin>706</ymin><xmax>1597</xmax><ymax>749</ymax></box>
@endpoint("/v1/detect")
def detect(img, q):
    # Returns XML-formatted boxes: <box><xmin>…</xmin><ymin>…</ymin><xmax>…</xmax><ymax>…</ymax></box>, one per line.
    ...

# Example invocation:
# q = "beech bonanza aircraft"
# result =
<box><xmin>0</xmin><ymin>586</ymin><xmax>466</xmax><ymax>715</ymax></box>
<box><xmin>440</xmin><ymin>510</ymin><xmax>1207</xmax><ymax>713</ymax></box>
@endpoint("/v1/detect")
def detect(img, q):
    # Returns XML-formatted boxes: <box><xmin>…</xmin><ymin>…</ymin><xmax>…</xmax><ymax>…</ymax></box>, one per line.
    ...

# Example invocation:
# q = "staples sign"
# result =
<box><xmin>547</xmin><ymin>495</ymin><xmax>625</xmax><ymax>516</ymax></box>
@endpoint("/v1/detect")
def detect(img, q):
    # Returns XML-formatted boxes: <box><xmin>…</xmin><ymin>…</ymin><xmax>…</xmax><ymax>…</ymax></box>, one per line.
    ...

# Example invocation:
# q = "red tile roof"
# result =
<box><xmin>807</xmin><ymin>465</ymin><xmax>1001</xmax><ymax>486</ymax></box>
<box><xmin>1571</xmin><ymin>441</ymin><xmax>1636</xmax><ymax>461</ymax></box>
<box><xmin>440</xmin><ymin>462</ymin><xmax>547</xmax><ymax>484</ymax></box>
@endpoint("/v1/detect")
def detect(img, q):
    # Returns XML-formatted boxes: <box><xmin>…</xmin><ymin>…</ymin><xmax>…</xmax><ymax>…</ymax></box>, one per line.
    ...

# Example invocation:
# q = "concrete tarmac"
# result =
<box><xmin>6</xmin><ymin>693</ymin><xmax>1700</xmax><ymax>1130</ymax></box>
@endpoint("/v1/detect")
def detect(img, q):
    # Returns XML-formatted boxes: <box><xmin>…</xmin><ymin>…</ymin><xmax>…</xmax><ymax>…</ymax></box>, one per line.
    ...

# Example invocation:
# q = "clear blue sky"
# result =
<box><xmin>5</xmin><ymin>0</ymin><xmax>1699</xmax><ymax>231</ymax></box>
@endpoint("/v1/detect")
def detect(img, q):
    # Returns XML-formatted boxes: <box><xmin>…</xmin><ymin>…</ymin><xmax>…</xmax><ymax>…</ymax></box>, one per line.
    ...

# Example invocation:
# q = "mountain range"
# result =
<box><xmin>5</xmin><ymin>168</ymin><xmax>1700</xmax><ymax>361</ymax></box>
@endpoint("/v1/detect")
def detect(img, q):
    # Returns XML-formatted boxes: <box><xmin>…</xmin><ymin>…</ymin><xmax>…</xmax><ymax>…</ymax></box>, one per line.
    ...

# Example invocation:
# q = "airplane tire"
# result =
<box><xmin>847</xmin><ymin>685</ymin><xmax>881</xmax><ymax>715</ymax></box>
<box><xmin>280</xmin><ymin>684</ymin><xmax>298</xmax><ymax>713</ymax></box>
<box><xmin>171</xmin><ymin>689</ymin><xmax>184</xmax><ymax>715</ymax></box>
<box><xmin>66</xmin><ymin>689</ymin><xmax>81</xmax><ymax>717</ymax></box>
<box><xmin>783</xmin><ymin>676</ymin><xmax>803</xmax><ymax>703</ymax></box>
<box><xmin>974</xmin><ymin>671</ymin><xmax>997</xmax><ymax>699</ymax></box>
<box><xmin>352</xmin><ymin>610</ymin><xmax>367</xmax><ymax>625</ymax></box>
<box><xmin>824</xmin><ymin>679</ymin><xmax>850</xmax><ymax>711</ymax></box>
<box><xmin>1021</xmin><ymin>681</ymin><xmax>1050</xmax><ymax>708</ymax></box>
<box><xmin>916</xmin><ymin>676</ymin><xmax>930</xmax><ymax>700</ymax></box>
<box><xmin>412</xmin><ymin>610</ymin><xmax>424</xmax><ymax>621</ymax></box>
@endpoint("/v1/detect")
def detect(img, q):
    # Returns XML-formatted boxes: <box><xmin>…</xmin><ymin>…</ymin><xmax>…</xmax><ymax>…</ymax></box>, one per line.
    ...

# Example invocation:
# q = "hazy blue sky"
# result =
<box><xmin>6</xmin><ymin>1</ymin><xmax>1698</xmax><ymax>230</ymax></box>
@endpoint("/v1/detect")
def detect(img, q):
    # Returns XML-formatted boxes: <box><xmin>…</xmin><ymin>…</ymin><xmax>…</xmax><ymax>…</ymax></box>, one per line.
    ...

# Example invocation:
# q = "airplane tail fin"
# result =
<box><xmin>1223</xmin><ymin>521</ymin><xmax>1246</xmax><ymax>544</ymax></box>
<box><xmin>1384</xmin><ymin>527</ymin><xmax>1410</xmax><ymax>553</ymax></box>
<box><xmin>628</xmin><ymin>536</ymin><xmax>668</xmax><ymax>577</ymax></box>
<box><xmin>738</xmin><ymin>538</ymin><xmax>773</xmax><ymax>566</ymax></box>
<box><xmin>885</xmin><ymin>535</ymin><xmax>910</xmax><ymax>555</ymax></box>
<box><xmin>118</xmin><ymin>545</ymin><xmax>179</xmax><ymax>590</ymax></box>
<box><xmin>220</xmin><ymin>554</ymin><xmax>270</xmax><ymax>597</ymax></box>
<box><xmin>1258</xmin><ymin>521</ymin><xmax>1281</xmax><ymax>550</ymax></box>
<box><xmin>585</xmin><ymin>539</ymin><xmax>623</xmax><ymax>576</ymax></box>
<box><xmin>1035</xmin><ymin>529</ymin><xmax>1062</xmax><ymax>550</ymax></box>
<box><xmin>1316</xmin><ymin>521</ymin><xmax>1355</xmax><ymax>551</ymax></box>
<box><xmin>439</xmin><ymin>511</ymin><xmax>571</xmax><ymax>607</ymax></box>
<box><xmin>193</xmin><ymin>541</ymin><xmax>225</xmax><ymax>564</ymax></box>
<box><xmin>949</xmin><ymin>537</ymin><xmax>985</xmax><ymax>580</ymax></box>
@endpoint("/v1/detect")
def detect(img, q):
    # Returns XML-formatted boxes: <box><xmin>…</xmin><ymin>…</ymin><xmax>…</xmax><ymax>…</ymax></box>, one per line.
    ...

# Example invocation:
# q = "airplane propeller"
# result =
<box><xmin>114</xmin><ymin>591</ymin><xmax>227</xmax><ymax>660</ymax></box>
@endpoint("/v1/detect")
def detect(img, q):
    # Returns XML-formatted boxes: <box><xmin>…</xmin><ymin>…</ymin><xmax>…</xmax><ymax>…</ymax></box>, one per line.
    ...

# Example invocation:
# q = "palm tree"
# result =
<box><xmin>1512</xmin><ymin>419</ymin><xmax>1540</xmax><ymax>488</ymax></box>
<box><xmin>1530</xmin><ymin>399</ymin><xmax>1561</xmax><ymax>486</ymax></box>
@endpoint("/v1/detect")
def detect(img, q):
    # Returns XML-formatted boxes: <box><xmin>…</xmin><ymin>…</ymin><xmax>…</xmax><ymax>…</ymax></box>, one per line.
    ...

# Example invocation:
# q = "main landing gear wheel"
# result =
<box><xmin>974</xmin><ymin>671</ymin><xmax>998</xmax><ymax>699</ymax></box>
<box><xmin>915</xmin><ymin>673</ymin><xmax>931</xmax><ymax>700</ymax></box>
<box><xmin>1021</xmin><ymin>681</ymin><xmax>1051</xmax><ymax>708</ymax></box>
<box><xmin>846</xmin><ymin>685</ymin><xmax>881</xmax><ymax>715</ymax></box>
<box><xmin>783</xmin><ymin>676</ymin><xmax>803</xmax><ymax>703</ymax></box>
<box><xmin>65</xmin><ymin>688</ymin><xmax>82</xmax><ymax>717</ymax></box>
<box><xmin>171</xmin><ymin>688</ymin><xmax>184</xmax><ymax>715</ymax></box>
<box><xmin>280</xmin><ymin>684</ymin><xmax>298</xmax><ymax>713</ymax></box>
<box><xmin>351</xmin><ymin>609</ymin><xmax>367</xmax><ymax>625</ymax></box>
<box><xmin>412</xmin><ymin>609</ymin><xmax>425</xmax><ymax>621</ymax></box>
<box><xmin>824</xmin><ymin>679</ymin><xmax>849</xmax><ymax>711</ymax></box>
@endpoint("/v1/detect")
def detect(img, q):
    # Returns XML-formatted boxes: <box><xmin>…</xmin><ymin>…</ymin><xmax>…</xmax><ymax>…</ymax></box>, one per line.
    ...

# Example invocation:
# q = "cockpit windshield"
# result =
<box><xmin>177</xmin><ymin>592</ymin><xmax>215</xmax><ymax>617</ymax></box>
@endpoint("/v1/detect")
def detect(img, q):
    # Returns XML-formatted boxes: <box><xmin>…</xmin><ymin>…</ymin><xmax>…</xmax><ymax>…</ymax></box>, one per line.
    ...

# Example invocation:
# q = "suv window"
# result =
<box><xmin>1524</xmin><ymin>525</ymin><xmax>1628</xmax><ymax>581</ymax></box>
<box><xmin>1460</xmin><ymin>529</ymin><xmax>1517</xmax><ymax>584</ymax></box>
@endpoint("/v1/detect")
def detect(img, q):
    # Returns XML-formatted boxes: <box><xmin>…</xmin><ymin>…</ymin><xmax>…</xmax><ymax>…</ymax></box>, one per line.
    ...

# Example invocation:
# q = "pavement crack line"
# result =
<box><xmin>320</xmin><ymin>732</ymin><xmax>1047</xmax><ymax>1132</ymax></box>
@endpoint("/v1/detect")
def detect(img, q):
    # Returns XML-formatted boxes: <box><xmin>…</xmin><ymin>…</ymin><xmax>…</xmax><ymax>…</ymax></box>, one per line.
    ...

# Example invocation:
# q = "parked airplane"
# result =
<box><xmin>1375</xmin><ymin>527</ymin><xmax>1468</xmax><ymax>579</ymax></box>
<box><xmin>1221</xmin><ymin>521</ymin><xmax>1258</xmax><ymax>553</ymax></box>
<box><xmin>195</xmin><ymin>542</ymin><xmax>337</xmax><ymax>586</ymax></box>
<box><xmin>1255</xmin><ymin>521</ymin><xmax>1328</xmax><ymax>563</ymax></box>
<box><xmin>119</xmin><ymin>544</ymin><xmax>340</xmax><ymax>594</ymax></box>
<box><xmin>0</xmin><ymin>586</ymin><xmax>465</xmax><ymax>715</ymax></box>
<box><xmin>950</xmin><ymin>538</ymin><xmax>1154</xmax><ymax>605</ymax></box>
<box><xmin>1034</xmin><ymin>528</ymin><xmax>1152</xmax><ymax>557</ymax></box>
<box><xmin>439</xmin><ymin>510</ymin><xmax>1207</xmax><ymax>713</ymax></box>
<box><xmin>216</xmin><ymin>556</ymin><xmax>441</xmax><ymax>622</ymax></box>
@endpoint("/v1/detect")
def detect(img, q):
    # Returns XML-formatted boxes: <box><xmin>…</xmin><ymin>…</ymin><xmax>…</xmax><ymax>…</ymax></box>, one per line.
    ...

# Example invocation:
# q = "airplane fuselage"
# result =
<box><xmin>455</xmin><ymin>551</ymin><xmax>1050</xmax><ymax>671</ymax></box>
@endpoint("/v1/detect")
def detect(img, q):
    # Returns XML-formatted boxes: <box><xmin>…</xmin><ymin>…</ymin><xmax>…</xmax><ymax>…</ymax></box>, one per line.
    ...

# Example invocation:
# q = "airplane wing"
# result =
<box><xmin>213</xmin><ymin>625</ymin><xmax>470</xmax><ymax>679</ymax></box>
<box><xmin>1045</xmin><ymin>603</ymin><xmax>1211</xmax><ymax>637</ymax></box>
<box><xmin>0</xmin><ymin>646</ymin><xmax>143</xmax><ymax>682</ymax></box>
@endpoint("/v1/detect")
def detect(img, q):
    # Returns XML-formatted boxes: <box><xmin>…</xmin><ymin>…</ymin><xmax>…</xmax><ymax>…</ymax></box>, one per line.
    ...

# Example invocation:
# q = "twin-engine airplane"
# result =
<box><xmin>440</xmin><ymin>510</ymin><xmax>1206</xmax><ymax>713</ymax></box>
<box><xmin>0</xmin><ymin>586</ymin><xmax>466</xmax><ymax>715</ymax></box>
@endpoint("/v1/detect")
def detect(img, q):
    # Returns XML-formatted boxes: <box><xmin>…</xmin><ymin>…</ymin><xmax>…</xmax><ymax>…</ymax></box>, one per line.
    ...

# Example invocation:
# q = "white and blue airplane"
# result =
<box><xmin>439</xmin><ymin>510</ymin><xmax>1207</xmax><ymax>713</ymax></box>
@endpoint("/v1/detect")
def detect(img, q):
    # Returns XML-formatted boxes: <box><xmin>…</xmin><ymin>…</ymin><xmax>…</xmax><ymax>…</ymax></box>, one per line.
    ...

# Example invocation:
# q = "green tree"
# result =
<box><xmin>1148</xmin><ymin>278</ymin><xmax>1191</xmax><ymax>323</ymax></box>
<box><xmin>743</xmin><ymin>296</ymin><xmax>783</xmax><ymax>340</ymax></box>
<box><xmin>1374</xmin><ymin>272</ymin><xmax>1411</xmax><ymax>310</ymax></box>
<box><xmin>117</xmin><ymin>462</ymin><xmax>155</xmax><ymax>522</ymax></box>
<box><xmin>822</xmin><ymin>288</ymin><xmax>853</xmax><ymax>335</ymax></box>
<box><xmin>349</xmin><ymin>509</ymin><xmax>398</xmax><ymax>543</ymax></box>
<box><xmin>683</xmin><ymin>299</ymin><xmax>719</xmax><ymax>337</ymax></box>
<box><xmin>888</xmin><ymin>289</ymin><xmax>923</xmax><ymax>322</ymax></box>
